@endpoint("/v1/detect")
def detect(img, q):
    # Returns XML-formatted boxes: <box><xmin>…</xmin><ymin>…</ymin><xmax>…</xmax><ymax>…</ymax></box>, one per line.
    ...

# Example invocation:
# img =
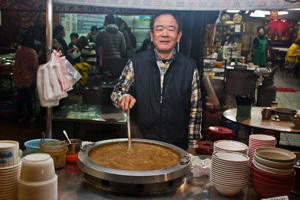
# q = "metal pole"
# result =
<box><xmin>46</xmin><ymin>0</ymin><xmax>53</xmax><ymax>138</ymax></box>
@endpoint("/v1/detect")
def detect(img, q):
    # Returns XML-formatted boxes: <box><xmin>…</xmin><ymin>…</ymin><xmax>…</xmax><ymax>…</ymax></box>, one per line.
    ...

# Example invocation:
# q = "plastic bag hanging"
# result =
<box><xmin>37</xmin><ymin>50</ymin><xmax>81</xmax><ymax>107</ymax></box>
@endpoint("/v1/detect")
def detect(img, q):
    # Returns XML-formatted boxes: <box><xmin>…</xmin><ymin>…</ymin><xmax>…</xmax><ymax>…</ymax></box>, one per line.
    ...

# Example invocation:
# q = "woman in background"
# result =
<box><xmin>248</xmin><ymin>26</ymin><xmax>270</xmax><ymax>67</ymax></box>
<box><xmin>135</xmin><ymin>39</ymin><xmax>152</xmax><ymax>54</ymax></box>
<box><xmin>87</xmin><ymin>26</ymin><xmax>98</xmax><ymax>43</ymax></box>
<box><xmin>12</xmin><ymin>34</ymin><xmax>38</xmax><ymax>123</ymax></box>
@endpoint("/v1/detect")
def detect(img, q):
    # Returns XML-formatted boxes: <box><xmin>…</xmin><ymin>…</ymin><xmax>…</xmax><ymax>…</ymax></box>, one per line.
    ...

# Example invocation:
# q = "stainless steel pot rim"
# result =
<box><xmin>77</xmin><ymin>138</ymin><xmax>191</xmax><ymax>184</ymax></box>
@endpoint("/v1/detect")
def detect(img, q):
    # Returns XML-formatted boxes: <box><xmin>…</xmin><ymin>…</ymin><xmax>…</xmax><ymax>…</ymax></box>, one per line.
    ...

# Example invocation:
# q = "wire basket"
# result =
<box><xmin>221</xmin><ymin>121</ymin><xmax>240</xmax><ymax>137</ymax></box>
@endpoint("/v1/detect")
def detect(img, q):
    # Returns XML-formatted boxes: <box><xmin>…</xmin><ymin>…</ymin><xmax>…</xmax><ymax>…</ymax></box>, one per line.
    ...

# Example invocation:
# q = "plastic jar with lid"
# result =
<box><xmin>39</xmin><ymin>141</ymin><xmax>68</xmax><ymax>169</ymax></box>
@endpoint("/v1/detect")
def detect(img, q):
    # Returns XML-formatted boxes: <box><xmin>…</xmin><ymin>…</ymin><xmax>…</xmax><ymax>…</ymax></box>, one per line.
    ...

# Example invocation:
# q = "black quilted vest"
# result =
<box><xmin>130</xmin><ymin>49</ymin><xmax>196</xmax><ymax>149</ymax></box>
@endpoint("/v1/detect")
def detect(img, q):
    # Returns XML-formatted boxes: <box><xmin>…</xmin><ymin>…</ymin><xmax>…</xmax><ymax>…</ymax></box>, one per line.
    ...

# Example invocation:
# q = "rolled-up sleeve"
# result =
<box><xmin>110</xmin><ymin>60</ymin><xmax>134</xmax><ymax>108</ymax></box>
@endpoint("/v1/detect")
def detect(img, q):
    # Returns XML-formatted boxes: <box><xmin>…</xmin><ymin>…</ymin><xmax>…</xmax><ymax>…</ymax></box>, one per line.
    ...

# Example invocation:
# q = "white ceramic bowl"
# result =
<box><xmin>214</xmin><ymin>140</ymin><xmax>248</xmax><ymax>152</ymax></box>
<box><xmin>212</xmin><ymin>182</ymin><xmax>245</xmax><ymax>197</ymax></box>
<box><xmin>211</xmin><ymin>177</ymin><xmax>248</xmax><ymax>187</ymax></box>
<box><xmin>213</xmin><ymin>151</ymin><xmax>249</xmax><ymax>163</ymax></box>
<box><xmin>20</xmin><ymin>153</ymin><xmax>55</xmax><ymax>182</ymax></box>
<box><xmin>18</xmin><ymin>175</ymin><xmax>57</xmax><ymax>200</ymax></box>
<box><xmin>250</xmin><ymin>134</ymin><xmax>276</xmax><ymax>141</ymax></box>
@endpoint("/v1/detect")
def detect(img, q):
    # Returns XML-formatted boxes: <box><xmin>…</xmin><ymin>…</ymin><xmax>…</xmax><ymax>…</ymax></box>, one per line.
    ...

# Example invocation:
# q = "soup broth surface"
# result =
<box><xmin>88</xmin><ymin>142</ymin><xmax>180</xmax><ymax>171</ymax></box>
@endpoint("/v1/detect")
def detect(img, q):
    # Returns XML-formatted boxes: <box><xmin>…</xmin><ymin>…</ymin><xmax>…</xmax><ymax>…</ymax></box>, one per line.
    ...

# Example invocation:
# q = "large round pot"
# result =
<box><xmin>77</xmin><ymin>138</ymin><xmax>191</xmax><ymax>194</ymax></box>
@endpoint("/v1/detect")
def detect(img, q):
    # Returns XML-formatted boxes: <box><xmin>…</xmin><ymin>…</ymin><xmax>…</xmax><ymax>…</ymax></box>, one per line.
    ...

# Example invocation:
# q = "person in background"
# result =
<box><xmin>12</xmin><ymin>34</ymin><xmax>38</xmax><ymax>123</ymax></box>
<box><xmin>221</xmin><ymin>33</ymin><xmax>236</xmax><ymax>47</ymax></box>
<box><xmin>116</xmin><ymin>18</ymin><xmax>134</xmax><ymax>57</ymax></box>
<box><xmin>285</xmin><ymin>39</ymin><xmax>300</xmax><ymax>77</ymax></box>
<box><xmin>111</xmin><ymin>12</ymin><xmax>202</xmax><ymax>154</ymax></box>
<box><xmin>78</xmin><ymin>36</ymin><xmax>97</xmax><ymax>71</ymax></box>
<box><xmin>95</xmin><ymin>14</ymin><xmax>126</xmax><ymax>59</ymax></box>
<box><xmin>53</xmin><ymin>25</ymin><xmax>69</xmax><ymax>55</ymax></box>
<box><xmin>68</xmin><ymin>33</ymin><xmax>81</xmax><ymax>64</ymax></box>
<box><xmin>87</xmin><ymin>26</ymin><xmax>98</xmax><ymax>43</ymax></box>
<box><xmin>135</xmin><ymin>39</ymin><xmax>152</xmax><ymax>54</ymax></box>
<box><xmin>248</xmin><ymin>26</ymin><xmax>270</xmax><ymax>67</ymax></box>
<box><xmin>68</xmin><ymin>33</ymin><xmax>79</xmax><ymax>49</ymax></box>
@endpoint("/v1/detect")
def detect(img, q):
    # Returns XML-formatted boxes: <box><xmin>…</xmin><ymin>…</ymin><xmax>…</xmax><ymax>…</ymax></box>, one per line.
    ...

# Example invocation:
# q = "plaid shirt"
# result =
<box><xmin>111</xmin><ymin>49</ymin><xmax>202</xmax><ymax>148</ymax></box>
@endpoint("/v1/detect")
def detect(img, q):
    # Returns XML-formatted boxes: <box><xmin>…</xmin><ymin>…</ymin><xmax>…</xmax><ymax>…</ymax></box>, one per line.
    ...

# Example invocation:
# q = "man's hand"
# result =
<box><xmin>186</xmin><ymin>148</ymin><xmax>196</xmax><ymax>155</ymax></box>
<box><xmin>120</xmin><ymin>95</ymin><xmax>136</xmax><ymax>112</ymax></box>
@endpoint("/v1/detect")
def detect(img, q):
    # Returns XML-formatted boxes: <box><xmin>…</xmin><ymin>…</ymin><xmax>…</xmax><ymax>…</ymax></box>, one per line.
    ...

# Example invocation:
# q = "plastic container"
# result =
<box><xmin>25</xmin><ymin>139</ymin><xmax>59</xmax><ymax>154</ymax></box>
<box><xmin>39</xmin><ymin>141</ymin><xmax>68</xmax><ymax>169</ymax></box>
<box><xmin>236</xmin><ymin>105</ymin><xmax>252</xmax><ymax>119</ymax></box>
<box><xmin>20</xmin><ymin>153</ymin><xmax>55</xmax><ymax>182</ymax></box>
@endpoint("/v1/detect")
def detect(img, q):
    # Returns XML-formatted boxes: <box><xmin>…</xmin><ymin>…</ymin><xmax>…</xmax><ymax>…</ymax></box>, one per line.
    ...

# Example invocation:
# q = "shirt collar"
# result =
<box><xmin>154</xmin><ymin>48</ymin><xmax>176</xmax><ymax>63</ymax></box>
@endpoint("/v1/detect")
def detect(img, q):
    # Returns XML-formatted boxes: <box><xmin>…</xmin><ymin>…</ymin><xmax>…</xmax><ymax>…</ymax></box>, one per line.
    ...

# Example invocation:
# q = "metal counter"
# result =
<box><xmin>56</xmin><ymin>162</ymin><xmax>300</xmax><ymax>200</ymax></box>
<box><xmin>56</xmin><ymin>159</ymin><xmax>262</xmax><ymax>200</ymax></box>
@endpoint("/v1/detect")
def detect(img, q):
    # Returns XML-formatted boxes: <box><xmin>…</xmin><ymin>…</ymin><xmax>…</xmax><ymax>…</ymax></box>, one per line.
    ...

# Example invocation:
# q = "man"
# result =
<box><xmin>248</xmin><ymin>26</ymin><xmax>270</xmax><ymax>67</ymax></box>
<box><xmin>68</xmin><ymin>33</ymin><xmax>81</xmax><ymax>64</ymax></box>
<box><xmin>68</xmin><ymin>32</ymin><xmax>79</xmax><ymax>49</ymax></box>
<box><xmin>111</xmin><ymin>12</ymin><xmax>202</xmax><ymax>154</ymax></box>
<box><xmin>95</xmin><ymin>14</ymin><xmax>126</xmax><ymax>59</ymax></box>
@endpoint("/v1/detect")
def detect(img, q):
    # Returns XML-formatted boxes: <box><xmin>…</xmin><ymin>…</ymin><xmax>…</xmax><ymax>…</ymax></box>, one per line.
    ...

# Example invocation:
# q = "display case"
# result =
<box><xmin>215</xmin><ymin>24</ymin><xmax>243</xmax><ymax>43</ymax></box>
<box><xmin>203</xmin><ymin>58</ymin><xmax>227</xmax><ymax>81</ymax></box>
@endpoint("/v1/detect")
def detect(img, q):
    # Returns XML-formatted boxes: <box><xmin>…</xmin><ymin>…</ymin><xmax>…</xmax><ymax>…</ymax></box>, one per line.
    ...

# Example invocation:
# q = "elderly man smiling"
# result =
<box><xmin>111</xmin><ymin>12</ymin><xmax>202</xmax><ymax>154</ymax></box>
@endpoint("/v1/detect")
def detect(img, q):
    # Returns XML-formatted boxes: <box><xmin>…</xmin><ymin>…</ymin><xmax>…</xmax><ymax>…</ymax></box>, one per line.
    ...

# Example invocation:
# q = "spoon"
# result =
<box><xmin>63</xmin><ymin>130</ymin><xmax>72</xmax><ymax>144</ymax></box>
<box><xmin>127</xmin><ymin>108</ymin><xmax>133</xmax><ymax>152</ymax></box>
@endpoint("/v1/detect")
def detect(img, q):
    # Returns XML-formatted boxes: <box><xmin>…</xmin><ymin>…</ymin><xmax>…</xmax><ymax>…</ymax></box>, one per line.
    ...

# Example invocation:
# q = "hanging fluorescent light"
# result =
<box><xmin>227</xmin><ymin>10</ymin><xmax>240</xmax><ymax>13</ymax></box>
<box><xmin>245</xmin><ymin>11</ymin><xmax>249</xmax><ymax>14</ymax></box>
<box><xmin>250</xmin><ymin>11</ymin><xmax>267</xmax><ymax>17</ymax></box>
<box><xmin>288</xmin><ymin>8</ymin><xmax>300</xmax><ymax>10</ymax></box>
<box><xmin>278</xmin><ymin>11</ymin><xmax>288</xmax><ymax>15</ymax></box>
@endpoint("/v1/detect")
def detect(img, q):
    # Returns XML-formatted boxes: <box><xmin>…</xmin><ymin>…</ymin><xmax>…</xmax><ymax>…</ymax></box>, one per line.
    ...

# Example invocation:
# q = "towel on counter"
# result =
<box><xmin>37</xmin><ymin>50</ymin><xmax>81</xmax><ymax>107</ymax></box>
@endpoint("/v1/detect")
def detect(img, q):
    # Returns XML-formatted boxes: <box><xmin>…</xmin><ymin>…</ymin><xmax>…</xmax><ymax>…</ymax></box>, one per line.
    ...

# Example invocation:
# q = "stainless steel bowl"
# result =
<box><xmin>77</xmin><ymin>138</ymin><xmax>191</xmax><ymax>194</ymax></box>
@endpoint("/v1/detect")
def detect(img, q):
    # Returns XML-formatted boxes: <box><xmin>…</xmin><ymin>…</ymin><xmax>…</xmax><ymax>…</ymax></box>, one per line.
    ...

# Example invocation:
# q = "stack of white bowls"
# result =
<box><xmin>18</xmin><ymin>153</ymin><xmax>57</xmax><ymax>200</ymax></box>
<box><xmin>214</xmin><ymin>140</ymin><xmax>248</xmax><ymax>154</ymax></box>
<box><xmin>0</xmin><ymin>140</ymin><xmax>21</xmax><ymax>200</ymax></box>
<box><xmin>211</xmin><ymin>151</ymin><xmax>250</xmax><ymax>197</ymax></box>
<box><xmin>248</xmin><ymin>134</ymin><xmax>276</xmax><ymax>165</ymax></box>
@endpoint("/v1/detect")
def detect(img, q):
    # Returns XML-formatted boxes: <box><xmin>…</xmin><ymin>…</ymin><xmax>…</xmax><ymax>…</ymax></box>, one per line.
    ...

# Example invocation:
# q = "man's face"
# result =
<box><xmin>91</xmin><ymin>30</ymin><xmax>97</xmax><ymax>36</ymax></box>
<box><xmin>60</xmin><ymin>29</ymin><xmax>66</xmax><ymax>37</ymax></box>
<box><xmin>71</xmin><ymin>37</ymin><xmax>78</xmax><ymax>45</ymax></box>
<box><xmin>150</xmin><ymin>14</ymin><xmax>182</xmax><ymax>53</ymax></box>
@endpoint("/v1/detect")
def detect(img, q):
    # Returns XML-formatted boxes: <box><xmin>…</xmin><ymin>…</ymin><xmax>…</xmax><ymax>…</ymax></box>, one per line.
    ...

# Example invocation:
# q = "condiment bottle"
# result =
<box><xmin>271</xmin><ymin>101</ymin><xmax>278</xmax><ymax>109</ymax></box>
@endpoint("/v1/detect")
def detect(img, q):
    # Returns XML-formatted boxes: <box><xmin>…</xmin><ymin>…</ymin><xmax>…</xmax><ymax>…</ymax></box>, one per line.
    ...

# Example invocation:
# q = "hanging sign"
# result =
<box><xmin>53</xmin><ymin>0</ymin><xmax>300</xmax><ymax>11</ymax></box>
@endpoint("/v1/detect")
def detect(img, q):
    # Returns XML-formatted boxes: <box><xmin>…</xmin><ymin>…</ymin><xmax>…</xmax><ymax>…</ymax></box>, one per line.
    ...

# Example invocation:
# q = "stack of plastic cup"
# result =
<box><xmin>18</xmin><ymin>153</ymin><xmax>57</xmax><ymax>200</ymax></box>
<box><xmin>0</xmin><ymin>140</ymin><xmax>22</xmax><ymax>200</ymax></box>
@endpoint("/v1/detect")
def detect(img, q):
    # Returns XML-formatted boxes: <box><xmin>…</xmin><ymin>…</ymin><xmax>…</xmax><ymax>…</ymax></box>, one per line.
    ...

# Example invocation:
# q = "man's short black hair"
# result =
<box><xmin>150</xmin><ymin>12</ymin><xmax>181</xmax><ymax>33</ymax></box>
<box><xmin>257</xmin><ymin>26</ymin><xmax>265</xmax><ymax>33</ymax></box>
<box><xmin>105</xmin><ymin>14</ymin><xmax>115</xmax><ymax>25</ymax></box>
<box><xmin>91</xmin><ymin>26</ymin><xmax>98</xmax><ymax>32</ymax></box>
<box><xmin>54</xmin><ymin>24</ymin><xmax>64</xmax><ymax>35</ymax></box>
<box><xmin>70</xmin><ymin>33</ymin><xmax>79</xmax><ymax>38</ymax></box>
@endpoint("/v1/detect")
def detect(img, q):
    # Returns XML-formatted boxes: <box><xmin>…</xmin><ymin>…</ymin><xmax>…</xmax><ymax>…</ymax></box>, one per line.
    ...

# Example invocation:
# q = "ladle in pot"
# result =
<box><xmin>127</xmin><ymin>108</ymin><xmax>133</xmax><ymax>152</ymax></box>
